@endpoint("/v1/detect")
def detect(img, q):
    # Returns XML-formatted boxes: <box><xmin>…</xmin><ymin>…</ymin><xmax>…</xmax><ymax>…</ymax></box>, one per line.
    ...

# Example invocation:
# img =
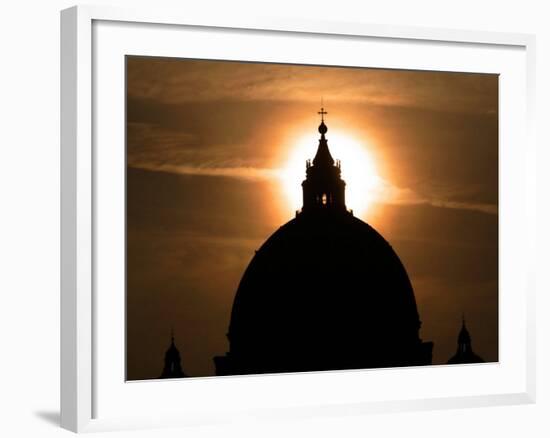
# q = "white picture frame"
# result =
<box><xmin>60</xmin><ymin>4</ymin><xmax>536</xmax><ymax>433</ymax></box>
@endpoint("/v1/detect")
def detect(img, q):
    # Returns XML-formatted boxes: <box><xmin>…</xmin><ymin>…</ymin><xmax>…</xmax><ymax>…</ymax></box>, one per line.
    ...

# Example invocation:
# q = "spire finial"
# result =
<box><xmin>318</xmin><ymin>101</ymin><xmax>327</xmax><ymax>123</ymax></box>
<box><xmin>318</xmin><ymin>102</ymin><xmax>328</xmax><ymax>135</ymax></box>
<box><xmin>170</xmin><ymin>326</ymin><xmax>175</xmax><ymax>344</ymax></box>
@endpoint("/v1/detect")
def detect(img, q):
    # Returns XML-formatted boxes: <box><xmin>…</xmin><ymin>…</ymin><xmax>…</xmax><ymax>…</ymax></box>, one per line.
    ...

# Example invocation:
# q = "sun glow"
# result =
<box><xmin>280</xmin><ymin>131</ymin><xmax>382</xmax><ymax>218</ymax></box>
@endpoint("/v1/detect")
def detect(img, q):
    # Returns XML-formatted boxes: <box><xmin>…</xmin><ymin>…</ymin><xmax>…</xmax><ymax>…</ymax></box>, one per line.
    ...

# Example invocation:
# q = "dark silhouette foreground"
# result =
<box><xmin>215</xmin><ymin>110</ymin><xmax>433</xmax><ymax>376</ymax></box>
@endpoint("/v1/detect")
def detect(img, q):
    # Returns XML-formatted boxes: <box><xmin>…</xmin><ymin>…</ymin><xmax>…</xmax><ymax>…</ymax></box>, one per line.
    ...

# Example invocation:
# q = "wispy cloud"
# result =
<box><xmin>130</xmin><ymin>160</ymin><xmax>497</xmax><ymax>215</ymax></box>
<box><xmin>380</xmin><ymin>183</ymin><xmax>498</xmax><ymax>215</ymax></box>
<box><xmin>127</xmin><ymin>57</ymin><xmax>498</xmax><ymax>114</ymax></box>
<box><xmin>131</xmin><ymin>161</ymin><xmax>278</xmax><ymax>181</ymax></box>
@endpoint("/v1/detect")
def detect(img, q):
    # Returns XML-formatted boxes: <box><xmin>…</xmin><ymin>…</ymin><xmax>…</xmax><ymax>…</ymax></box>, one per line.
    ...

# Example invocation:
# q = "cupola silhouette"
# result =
<box><xmin>214</xmin><ymin>108</ymin><xmax>433</xmax><ymax>376</ymax></box>
<box><xmin>159</xmin><ymin>330</ymin><xmax>187</xmax><ymax>378</ymax></box>
<box><xmin>447</xmin><ymin>316</ymin><xmax>484</xmax><ymax>364</ymax></box>
<box><xmin>302</xmin><ymin>107</ymin><xmax>346</xmax><ymax>212</ymax></box>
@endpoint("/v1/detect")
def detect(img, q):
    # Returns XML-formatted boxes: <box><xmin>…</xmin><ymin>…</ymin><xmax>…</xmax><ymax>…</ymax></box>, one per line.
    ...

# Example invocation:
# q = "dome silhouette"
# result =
<box><xmin>215</xmin><ymin>110</ymin><xmax>433</xmax><ymax>376</ymax></box>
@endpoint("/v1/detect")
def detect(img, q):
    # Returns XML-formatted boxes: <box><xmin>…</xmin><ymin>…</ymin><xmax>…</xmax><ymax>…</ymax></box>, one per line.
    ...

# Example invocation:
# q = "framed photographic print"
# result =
<box><xmin>61</xmin><ymin>5</ymin><xmax>536</xmax><ymax>433</ymax></box>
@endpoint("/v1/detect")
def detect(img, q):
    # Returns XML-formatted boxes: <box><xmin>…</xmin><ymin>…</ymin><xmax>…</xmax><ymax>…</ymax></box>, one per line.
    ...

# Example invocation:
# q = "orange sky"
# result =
<box><xmin>126</xmin><ymin>56</ymin><xmax>498</xmax><ymax>379</ymax></box>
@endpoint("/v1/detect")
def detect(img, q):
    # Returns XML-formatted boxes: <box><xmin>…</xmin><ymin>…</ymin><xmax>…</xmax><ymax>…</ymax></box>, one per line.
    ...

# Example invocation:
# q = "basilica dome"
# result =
<box><xmin>214</xmin><ymin>110</ymin><xmax>432</xmax><ymax>376</ymax></box>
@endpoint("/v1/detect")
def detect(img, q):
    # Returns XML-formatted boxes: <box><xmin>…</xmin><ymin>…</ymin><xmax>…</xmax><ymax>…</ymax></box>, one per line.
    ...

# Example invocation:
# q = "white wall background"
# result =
<box><xmin>0</xmin><ymin>1</ymin><xmax>547</xmax><ymax>436</ymax></box>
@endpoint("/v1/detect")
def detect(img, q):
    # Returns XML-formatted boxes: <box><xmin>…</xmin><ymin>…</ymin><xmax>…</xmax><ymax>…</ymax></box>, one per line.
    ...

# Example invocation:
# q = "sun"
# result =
<box><xmin>280</xmin><ymin>130</ymin><xmax>382</xmax><ymax>218</ymax></box>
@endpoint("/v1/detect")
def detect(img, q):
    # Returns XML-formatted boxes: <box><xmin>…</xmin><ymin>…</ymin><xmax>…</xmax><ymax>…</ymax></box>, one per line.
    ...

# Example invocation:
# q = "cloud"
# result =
<box><xmin>130</xmin><ymin>159</ymin><xmax>497</xmax><ymax>216</ymax></box>
<box><xmin>126</xmin><ymin>60</ymin><xmax>498</xmax><ymax>217</ymax></box>
<box><xmin>131</xmin><ymin>161</ymin><xmax>279</xmax><ymax>181</ymax></box>
<box><xmin>380</xmin><ymin>183</ymin><xmax>498</xmax><ymax>215</ymax></box>
<box><xmin>127</xmin><ymin>57</ymin><xmax>498</xmax><ymax>114</ymax></box>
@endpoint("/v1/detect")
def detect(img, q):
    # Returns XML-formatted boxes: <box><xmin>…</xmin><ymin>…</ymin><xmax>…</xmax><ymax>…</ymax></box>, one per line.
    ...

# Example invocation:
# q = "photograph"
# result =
<box><xmin>125</xmin><ymin>56</ymin><xmax>498</xmax><ymax>380</ymax></box>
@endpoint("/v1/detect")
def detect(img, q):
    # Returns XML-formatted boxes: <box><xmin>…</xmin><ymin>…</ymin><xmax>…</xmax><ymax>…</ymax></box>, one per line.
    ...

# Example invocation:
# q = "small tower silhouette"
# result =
<box><xmin>159</xmin><ymin>329</ymin><xmax>187</xmax><ymax>378</ymax></box>
<box><xmin>447</xmin><ymin>315</ymin><xmax>484</xmax><ymax>364</ymax></box>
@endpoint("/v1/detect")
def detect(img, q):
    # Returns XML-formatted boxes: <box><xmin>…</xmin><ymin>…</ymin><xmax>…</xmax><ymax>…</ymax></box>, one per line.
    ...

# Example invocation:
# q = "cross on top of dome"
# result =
<box><xmin>318</xmin><ymin>106</ymin><xmax>328</xmax><ymax>134</ymax></box>
<box><xmin>312</xmin><ymin>107</ymin><xmax>334</xmax><ymax>167</ymax></box>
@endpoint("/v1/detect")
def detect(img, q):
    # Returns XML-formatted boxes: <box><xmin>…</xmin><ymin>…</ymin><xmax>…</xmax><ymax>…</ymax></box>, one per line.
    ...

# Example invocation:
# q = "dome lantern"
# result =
<box><xmin>301</xmin><ymin>108</ymin><xmax>346</xmax><ymax>213</ymax></box>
